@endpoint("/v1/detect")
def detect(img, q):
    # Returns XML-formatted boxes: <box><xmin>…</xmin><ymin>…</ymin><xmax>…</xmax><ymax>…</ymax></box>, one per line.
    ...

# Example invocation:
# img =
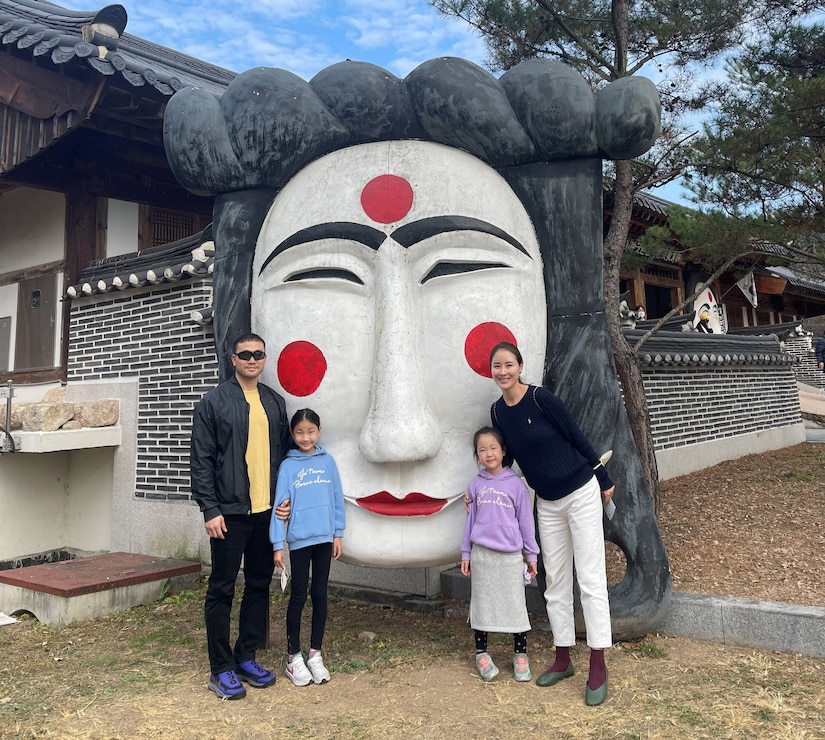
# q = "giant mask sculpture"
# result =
<box><xmin>164</xmin><ymin>57</ymin><xmax>672</xmax><ymax>636</ymax></box>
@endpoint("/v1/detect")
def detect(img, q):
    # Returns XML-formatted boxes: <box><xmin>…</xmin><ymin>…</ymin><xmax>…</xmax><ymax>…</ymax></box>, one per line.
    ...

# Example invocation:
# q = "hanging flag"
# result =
<box><xmin>736</xmin><ymin>271</ymin><xmax>758</xmax><ymax>308</ymax></box>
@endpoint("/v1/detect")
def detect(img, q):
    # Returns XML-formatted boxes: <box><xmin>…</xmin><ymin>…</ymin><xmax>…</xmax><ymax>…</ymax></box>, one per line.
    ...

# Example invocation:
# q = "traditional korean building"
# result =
<box><xmin>0</xmin><ymin>0</ymin><xmax>229</xmax><ymax>385</ymax></box>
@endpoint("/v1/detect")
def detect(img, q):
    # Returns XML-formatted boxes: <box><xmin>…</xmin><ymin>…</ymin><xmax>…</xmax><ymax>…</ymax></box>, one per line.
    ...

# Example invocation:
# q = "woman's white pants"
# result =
<box><xmin>536</xmin><ymin>476</ymin><xmax>612</xmax><ymax>649</ymax></box>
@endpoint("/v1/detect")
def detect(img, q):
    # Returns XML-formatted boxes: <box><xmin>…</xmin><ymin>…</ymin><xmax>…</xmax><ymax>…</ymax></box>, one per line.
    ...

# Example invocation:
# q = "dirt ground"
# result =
<box><xmin>1</xmin><ymin>443</ymin><xmax>824</xmax><ymax>739</ymax></box>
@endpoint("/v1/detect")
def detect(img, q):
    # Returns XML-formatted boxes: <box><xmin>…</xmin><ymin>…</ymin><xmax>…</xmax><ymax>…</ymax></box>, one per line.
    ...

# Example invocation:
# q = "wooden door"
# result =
<box><xmin>14</xmin><ymin>275</ymin><xmax>56</xmax><ymax>370</ymax></box>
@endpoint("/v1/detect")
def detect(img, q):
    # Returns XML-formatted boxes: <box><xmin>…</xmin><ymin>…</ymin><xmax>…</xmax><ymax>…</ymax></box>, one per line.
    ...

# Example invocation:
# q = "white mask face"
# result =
<box><xmin>252</xmin><ymin>140</ymin><xmax>546</xmax><ymax>567</ymax></box>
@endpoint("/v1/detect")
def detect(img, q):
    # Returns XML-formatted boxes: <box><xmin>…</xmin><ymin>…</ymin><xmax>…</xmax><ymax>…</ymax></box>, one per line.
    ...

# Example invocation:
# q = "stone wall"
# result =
<box><xmin>785</xmin><ymin>335</ymin><xmax>823</xmax><ymax>388</ymax></box>
<box><xmin>55</xmin><ymin>285</ymin><xmax>808</xmax><ymax>569</ymax></box>
<box><xmin>625</xmin><ymin>329</ymin><xmax>806</xmax><ymax>479</ymax></box>
<box><xmin>67</xmin><ymin>280</ymin><xmax>216</xmax><ymax>503</ymax></box>
<box><xmin>643</xmin><ymin>365</ymin><xmax>800</xmax><ymax>452</ymax></box>
<box><xmin>64</xmin><ymin>293</ymin><xmax>808</xmax><ymax>499</ymax></box>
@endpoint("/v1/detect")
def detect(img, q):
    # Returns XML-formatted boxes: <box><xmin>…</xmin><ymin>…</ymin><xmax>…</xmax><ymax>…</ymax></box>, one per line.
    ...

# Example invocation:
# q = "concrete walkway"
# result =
<box><xmin>799</xmin><ymin>381</ymin><xmax>825</xmax><ymax>429</ymax></box>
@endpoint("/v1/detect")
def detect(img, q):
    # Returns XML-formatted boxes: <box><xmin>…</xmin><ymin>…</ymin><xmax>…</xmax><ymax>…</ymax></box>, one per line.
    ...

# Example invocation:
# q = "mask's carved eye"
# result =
<box><xmin>421</xmin><ymin>261</ymin><xmax>508</xmax><ymax>283</ymax></box>
<box><xmin>465</xmin><ymin>323</ymin><xmax>518</xmax><ymax>377</ymax></box>
<box><xmin>277</xmin><ymin>341</ymin><xmax>327</xmax><ymax>396</ymax></box>
<box><xmin>285</xmin><ymin>268</ymin><xmax>364</xmax><ymax>285</ymax></box>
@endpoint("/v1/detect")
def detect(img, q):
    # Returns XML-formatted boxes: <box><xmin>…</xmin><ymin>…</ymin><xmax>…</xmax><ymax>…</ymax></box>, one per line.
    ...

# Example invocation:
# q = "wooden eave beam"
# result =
<box><xmin>0</xmin><ymin>52</ymin><xmax>100</xmax><ymax>119</ymax></box>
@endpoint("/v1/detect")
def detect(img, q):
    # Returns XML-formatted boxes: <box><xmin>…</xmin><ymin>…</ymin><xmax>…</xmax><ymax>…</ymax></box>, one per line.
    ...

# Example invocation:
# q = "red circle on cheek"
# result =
<box><xmin>277</xmin><ymin>341</ymin><xmax>327</xmax><ymax>397</ymax></box>
<box><xmin>360</xmin><ymin>175</ymin><xmax>414</xmax><ymax>223</ymax></box>
<box><xmin>465</xmin><ymin>323</ymin><xmax>518</xmax><ymax>377</ymax></box>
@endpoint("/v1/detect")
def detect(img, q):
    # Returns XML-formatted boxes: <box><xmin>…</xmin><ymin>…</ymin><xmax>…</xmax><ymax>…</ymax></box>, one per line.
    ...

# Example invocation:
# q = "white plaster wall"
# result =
<box><xmin>0</xmin><ymin>451</ymin><xmax>69</xmax><ymax>561</ymax></box>
<box><xmin>6</xmin><ymin>382</ymin><xmax>61</xmax><ymax>403</ymax></box>
<box><xmin>0</xmin><ymin>188</ymin><xmax>65</xmax><ymax>272</ymax></box>
<box><xmin>51</xmin><ymin>271</ymin><xmax>63</xmax><ymax>368</ymax></box>
<box><xmin>0</xmin><ymin>283</ymin><xmax>15</xmax><ymax>370</ymax></box>
<box><xmin>65</xmin><ymin>448</ymin><xmax>114</xmax><ymax>553</ymax></box>
<box><xmin>656</xmin><ymin>423</ymin><xmax>807</xmax><ymax>480</ymax></box>
<box><xmin>63</xmin><ymin>379</ymin><xmax>209</xmax><ymax>563</ymax></box>
<box><xmin>105</xmin><ymin>200</ymin><xmax>139</xmax><ymax>258</ymax></box>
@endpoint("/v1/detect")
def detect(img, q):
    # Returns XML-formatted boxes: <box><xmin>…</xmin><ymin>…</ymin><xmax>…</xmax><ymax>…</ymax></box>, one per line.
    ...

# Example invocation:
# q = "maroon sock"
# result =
<box><xmin>588</xmin><ymin>649</ymin><xmax>606</xmax><ymax>690</ymax></box>
<box><xmin>548</xmin><ymin>645</ymin><xmax>571</xmax><ymax>673</ymax></box>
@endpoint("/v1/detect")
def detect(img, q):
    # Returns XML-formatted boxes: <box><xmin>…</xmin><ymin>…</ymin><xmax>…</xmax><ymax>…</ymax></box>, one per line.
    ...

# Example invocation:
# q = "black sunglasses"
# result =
<box><xmin>235</xmin><ymin>350</ymin><xmax>266</xmax><ymax>361</ymax></box>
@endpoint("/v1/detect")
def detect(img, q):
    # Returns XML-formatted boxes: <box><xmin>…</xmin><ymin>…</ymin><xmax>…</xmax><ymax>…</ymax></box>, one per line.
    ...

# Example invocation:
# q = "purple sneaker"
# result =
<box><xmin>208</xmin><ymin>670</ymin><xmax>247</xmax><ymax>700</ymax></box>
<box><xmin>236</xmin><ymin>659</ymin><xmax>276</xmax><ymax>688</ymax></box>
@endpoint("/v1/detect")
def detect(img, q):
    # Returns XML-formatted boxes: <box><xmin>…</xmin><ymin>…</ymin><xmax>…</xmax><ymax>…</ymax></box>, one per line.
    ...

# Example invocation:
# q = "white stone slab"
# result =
<box><xmin>12</xmin><ymin>426</ymin><xmax>122</xmax><ymax>453</ymax></box>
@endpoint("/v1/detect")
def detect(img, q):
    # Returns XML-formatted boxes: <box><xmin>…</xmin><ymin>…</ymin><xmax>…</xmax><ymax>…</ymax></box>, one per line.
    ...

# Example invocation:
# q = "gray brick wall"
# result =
<box><xmin>67</xmin><ymin>279</ymin><xmax>803</xmax><ymax>502</ymax></box>
<box><xmin>642</xmin><ymin>364</ymin><xmax>801</xmax><ymax>451</ymax></box>
<box><xmin>785</xmin><ymin>335</ymin><xmax>823</xmax><ymax>387</ymax></box>
<box><xmin>68</xmin><ymin>280</ymin><xmax>217</xmax><ymax>502</ymax></box>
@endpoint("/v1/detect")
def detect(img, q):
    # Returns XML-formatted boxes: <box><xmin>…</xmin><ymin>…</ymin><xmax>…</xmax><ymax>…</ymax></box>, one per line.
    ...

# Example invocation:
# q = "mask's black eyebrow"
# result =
<box><xmin>391</xmin><ymin>216</ymin><xmax>530</xmax><ymax>258</ymax></box>
<box><xmin>259</xmin><ymin>222</ymin><xmax>386</xmax><ymax>274</ymax></box>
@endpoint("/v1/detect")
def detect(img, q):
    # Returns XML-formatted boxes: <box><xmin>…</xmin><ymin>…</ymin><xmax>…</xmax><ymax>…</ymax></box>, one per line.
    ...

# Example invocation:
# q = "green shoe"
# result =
<box><xmin>535</xmin><ymin>662</ymin><xmax>574</xmax><ymax>687</ymax></box>
<box><xmin>585</xmin><ymin>669</ymin><xmax>608</xmax><ymax>706</ymax></box>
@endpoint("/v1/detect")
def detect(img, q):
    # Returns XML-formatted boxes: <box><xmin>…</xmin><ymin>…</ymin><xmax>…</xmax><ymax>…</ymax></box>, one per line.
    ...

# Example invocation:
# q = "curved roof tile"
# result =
<box><xmin>0</xmin><ymin>0</ymin><xmax>234</xmax><ymax>95</ymax></box>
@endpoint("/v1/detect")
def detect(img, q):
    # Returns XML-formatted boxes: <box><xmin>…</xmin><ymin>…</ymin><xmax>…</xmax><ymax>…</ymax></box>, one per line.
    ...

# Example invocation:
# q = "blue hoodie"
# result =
<box><xmin>269</xmin><ymin>445</ymin><xmax>346</xmax><ymax>552</ymax></box>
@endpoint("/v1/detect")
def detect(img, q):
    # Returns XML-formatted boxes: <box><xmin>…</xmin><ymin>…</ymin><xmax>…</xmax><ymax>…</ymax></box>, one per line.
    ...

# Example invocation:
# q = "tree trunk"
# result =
<box><xmin>604</xmin><ymin>159</ymin><xmax>661</xmax><ymax>512</ymax></box>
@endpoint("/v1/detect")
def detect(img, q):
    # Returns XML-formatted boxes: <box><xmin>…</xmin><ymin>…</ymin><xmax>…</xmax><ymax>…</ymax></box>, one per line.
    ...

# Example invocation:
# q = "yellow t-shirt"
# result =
<box><xmin>244</xmin><ymin>388</ymin><xmax>271</xmax><ymax>514</ymax></box>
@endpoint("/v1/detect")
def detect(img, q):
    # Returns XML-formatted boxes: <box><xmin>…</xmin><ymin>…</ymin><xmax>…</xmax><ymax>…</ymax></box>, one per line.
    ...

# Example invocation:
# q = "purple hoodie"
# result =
<box><xmin>460</xmin><ymin>466</ymin><xmax>539</xmax><ymax>561</ymax></box>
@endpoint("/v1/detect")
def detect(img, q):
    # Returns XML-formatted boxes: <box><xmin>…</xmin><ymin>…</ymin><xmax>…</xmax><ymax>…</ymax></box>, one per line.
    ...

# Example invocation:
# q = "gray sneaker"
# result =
<box><xmin>513</xmin><ymin>653</ymin><xmax>532</xmax><ymax>682</ymax></box>
<box><xmin>475</xmin><ymin>651</ymin><xmax>499</xmax><ymax>681</ymax></box>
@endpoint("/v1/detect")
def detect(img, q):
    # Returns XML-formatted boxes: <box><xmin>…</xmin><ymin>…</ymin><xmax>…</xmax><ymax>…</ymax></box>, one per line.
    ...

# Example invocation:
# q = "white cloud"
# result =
<box><xmin>43</xmin><ymin>0</ymin><xmax>487</xmax><ymax>79</ymax></box>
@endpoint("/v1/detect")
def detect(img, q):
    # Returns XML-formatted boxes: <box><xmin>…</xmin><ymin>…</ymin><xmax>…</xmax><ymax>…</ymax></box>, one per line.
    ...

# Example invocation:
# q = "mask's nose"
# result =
<box><xmin>358</xmin><ymin>242</ymin><xmax>442</xmax><ymax>463</ymax></box>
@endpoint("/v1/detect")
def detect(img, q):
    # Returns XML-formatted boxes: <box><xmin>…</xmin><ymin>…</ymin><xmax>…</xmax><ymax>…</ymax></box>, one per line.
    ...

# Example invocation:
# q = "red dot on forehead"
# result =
<box><xmin>360</xmin><ymin>175</ymin><xmax>414</xmax><ymax>224</ymax></box>
<box><xmin>277</xmin><ymin>341</ymin><xmax>327</xmax><ymax>397</ymax></box>
<box><xmin>465</xmin><ymin>323</ymin><xmax>518</xmax><ymax>378</ymax></box>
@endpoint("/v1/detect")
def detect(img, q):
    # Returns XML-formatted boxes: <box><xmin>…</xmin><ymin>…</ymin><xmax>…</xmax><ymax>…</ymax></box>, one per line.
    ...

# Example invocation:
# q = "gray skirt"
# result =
<box><xmin>469</xmin><ymin>544</ymin><xmax>531</xmax><ymax>633</ymax></box>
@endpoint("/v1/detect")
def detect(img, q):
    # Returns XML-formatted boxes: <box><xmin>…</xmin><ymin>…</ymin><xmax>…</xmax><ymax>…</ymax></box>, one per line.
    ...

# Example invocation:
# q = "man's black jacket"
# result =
<box><xmin>190</xmin><ymin>375</ymin><xmax>290</xmax><ymax>522</ymax></box>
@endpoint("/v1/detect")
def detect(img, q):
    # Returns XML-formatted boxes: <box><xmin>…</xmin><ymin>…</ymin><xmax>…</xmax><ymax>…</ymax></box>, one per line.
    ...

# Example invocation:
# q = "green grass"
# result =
<box><xmin>634</xmin><ymin>639</ymin><xmax>667</xmax><ymax>659</ymax></box>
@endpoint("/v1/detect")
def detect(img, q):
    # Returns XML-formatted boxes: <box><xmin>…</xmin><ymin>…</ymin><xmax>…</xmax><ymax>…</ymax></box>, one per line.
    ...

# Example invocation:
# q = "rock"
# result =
<box><xmin>19</xmin><ymin>403</ymin><xmax>75</xmax><ymax>432</ymax></box>
<box><xmin>10</xmin><ymin>403</ymin><xmax>30</xmax><ymax>430</ymax></box>
<box><xmin>61</xmin><ymin>420</ymin><xmax>83</xmax><ymax>430</ymax></box>
<box><xmin>41</xmin><ymin>387</ymin><xmax>66</xmax><ymax>404</ymax></box>
<box><xmin>74</xmin><ymin>399</ymin><xmax>119</xmax><ymax>428</ymax></box>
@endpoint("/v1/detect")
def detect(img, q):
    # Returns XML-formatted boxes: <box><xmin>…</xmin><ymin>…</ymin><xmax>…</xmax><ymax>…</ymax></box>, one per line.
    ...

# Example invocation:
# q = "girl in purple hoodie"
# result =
<box><xmin>461</xmin><ymin>426</ymin><xmax>539</xmax><ymax>682</ymax></box>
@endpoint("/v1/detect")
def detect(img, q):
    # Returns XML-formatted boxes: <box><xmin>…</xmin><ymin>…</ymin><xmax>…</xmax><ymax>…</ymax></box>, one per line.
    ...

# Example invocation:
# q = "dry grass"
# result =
<box><xmin>658</xmin><ymin>443</ymin><xmax>825</xmax><ymax>607</ymax></box>
<box><xmin>1</xmin><ymin>443</ymin><xmax>824</xmax><ymax>739</ymax></box>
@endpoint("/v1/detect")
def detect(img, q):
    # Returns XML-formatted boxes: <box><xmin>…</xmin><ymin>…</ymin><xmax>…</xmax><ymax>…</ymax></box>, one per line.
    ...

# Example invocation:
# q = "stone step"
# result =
<box><xmin>0</xmin><ymin>551</ymin><xmax>200</xmax><ymax>625</ymax></box>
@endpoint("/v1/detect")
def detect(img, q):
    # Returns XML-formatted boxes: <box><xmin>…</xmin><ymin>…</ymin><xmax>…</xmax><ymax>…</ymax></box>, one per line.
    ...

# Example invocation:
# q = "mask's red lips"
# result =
<box><xmin>356</xmin><ymin>492</ymin><xmax>446</xmax><ymax>516</ymax></box>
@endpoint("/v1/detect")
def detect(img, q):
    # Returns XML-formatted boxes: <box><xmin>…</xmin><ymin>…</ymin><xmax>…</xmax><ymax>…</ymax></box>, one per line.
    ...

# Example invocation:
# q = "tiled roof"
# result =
<box><xmin>623</xmin><ymin>329</ymin><xmax>796</xmax><ymax>366</ymax></box>
<box><xmin>764</xmin><ymin>264</ymin><xmax>825</xmax><ymax>298</ymax></box>
<box><xmin>727</xmin><ymin>320</ymin><xmax>810</xmax><ymax>338</ymax></box>
<box><xmin>0</xmin><ymin>0</ymin><xmax>234</xmax><ymax>95</ymax></box>
<box><xmin>66</xmin><ymin>230</ymin><xmax>214</xmax><ymax>306</ymax></box>
<box><xmin>632</xmin><ymin>189</ymin><xmax>673</xmax><ymax>217</ymax></box>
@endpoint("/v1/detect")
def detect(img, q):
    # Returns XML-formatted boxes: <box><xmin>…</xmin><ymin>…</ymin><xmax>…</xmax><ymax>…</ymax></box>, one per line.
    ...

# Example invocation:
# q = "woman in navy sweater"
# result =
<box><xmin>489</xmin><ymin>341</ymin><xmax>615</xmax><ymax>706</ymax></box>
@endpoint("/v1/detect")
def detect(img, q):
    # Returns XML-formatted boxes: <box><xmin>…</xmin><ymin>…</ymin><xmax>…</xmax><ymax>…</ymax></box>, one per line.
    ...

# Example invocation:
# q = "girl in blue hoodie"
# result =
<box><xmin>461</xmin><ymin>426</ymin><xmax>539</xmax><ymax>683</ymax></box>
<box><xmin>270</xmin><ymin>408</ymin><xmax>345</xmax><ymax>687</ymax></box>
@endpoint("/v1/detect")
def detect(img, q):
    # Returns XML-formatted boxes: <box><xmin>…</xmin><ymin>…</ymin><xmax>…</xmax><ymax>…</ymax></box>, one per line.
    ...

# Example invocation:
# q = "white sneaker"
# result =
<box><xmin>285</xmin><ymin>654</ymin><xmax>312</xmax><ymax>687</ymax></box>
<box><xmin>307</xmin><ymin>651</ymin><xmax>331</xmax><ymax>684</ymax></box>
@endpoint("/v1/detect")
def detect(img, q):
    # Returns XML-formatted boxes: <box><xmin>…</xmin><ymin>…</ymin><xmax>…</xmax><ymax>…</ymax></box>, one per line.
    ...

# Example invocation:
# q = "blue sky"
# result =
<box><xmin>57</xmin><ymin>0</ymin><xmax>690</xmax><ymax>202</ymax></box>
<box><xmin>69</xmin><ymin>0</ymin><xmax>489</xmax><ymax>80</ymax></box>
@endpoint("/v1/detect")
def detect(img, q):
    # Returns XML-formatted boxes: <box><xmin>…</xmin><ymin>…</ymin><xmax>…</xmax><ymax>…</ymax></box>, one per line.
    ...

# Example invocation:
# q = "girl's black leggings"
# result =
<box><xmin>286</xmin><ymin>541</ymin><xmax>333</xmax><ymax>655</ymax></box>
<box><xmin>475</xmin><ymin>630</ymin><xmax>527</xmax><ymax>654</ymax></box>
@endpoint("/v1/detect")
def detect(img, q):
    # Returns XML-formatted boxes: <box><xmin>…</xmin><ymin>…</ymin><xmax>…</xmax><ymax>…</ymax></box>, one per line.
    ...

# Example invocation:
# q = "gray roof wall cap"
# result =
<box><xmin>623</xmin><ymin>329</ymin><xmax>795</xmax><ymax>365</ymax></box>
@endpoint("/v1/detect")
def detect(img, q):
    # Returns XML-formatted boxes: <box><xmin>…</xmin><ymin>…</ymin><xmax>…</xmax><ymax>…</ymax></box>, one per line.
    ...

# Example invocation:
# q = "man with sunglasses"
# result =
<box><xmin>191</xmin><ymin>333</ymin><xmax>291</xmax><ymax>700</ymax></box>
